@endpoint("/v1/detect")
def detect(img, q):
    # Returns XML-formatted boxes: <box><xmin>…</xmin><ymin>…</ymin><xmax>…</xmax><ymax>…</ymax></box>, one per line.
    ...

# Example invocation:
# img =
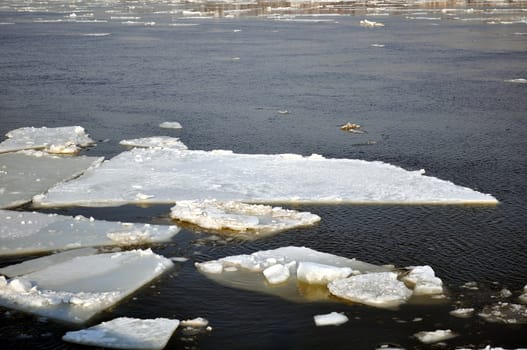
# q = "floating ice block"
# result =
<box><xmin>119</xmin><ymin>136</ymin><xmax>188</xmax><ymax>150</ymax></box>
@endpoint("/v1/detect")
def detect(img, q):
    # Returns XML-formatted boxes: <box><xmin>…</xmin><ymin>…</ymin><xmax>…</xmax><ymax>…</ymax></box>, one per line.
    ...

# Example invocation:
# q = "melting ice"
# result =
<box><xmin>33</xmin><ymin>148</ymin><xmax>497</xmax><ymax>208</ymax></box>
<box><xmin>0</xmin><ymin>209</ymin><xmax>179</xmax><ymax>256</ymax></box>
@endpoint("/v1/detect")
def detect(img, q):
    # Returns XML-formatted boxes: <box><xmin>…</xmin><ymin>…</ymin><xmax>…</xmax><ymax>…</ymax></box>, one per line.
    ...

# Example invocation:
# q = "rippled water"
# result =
<box><xmin>1</xmin><ymin>1</ymin><xmax>527</xmax><ymax>349</ymax></box>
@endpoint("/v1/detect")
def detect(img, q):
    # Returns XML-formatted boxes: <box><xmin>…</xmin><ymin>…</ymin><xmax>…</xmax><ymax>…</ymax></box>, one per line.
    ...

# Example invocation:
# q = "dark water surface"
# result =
<box><xmin>1</xmin><ymin>3</ymin><xmax>527</xmax><ymax>349</ymax></box>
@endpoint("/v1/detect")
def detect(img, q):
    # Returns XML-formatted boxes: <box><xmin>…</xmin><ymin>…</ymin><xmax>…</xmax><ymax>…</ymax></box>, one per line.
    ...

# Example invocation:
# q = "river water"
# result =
<box><xmin>1</xmin><ymin>1</ymin><xmax>526</xmax><ymax>349</ymax></box>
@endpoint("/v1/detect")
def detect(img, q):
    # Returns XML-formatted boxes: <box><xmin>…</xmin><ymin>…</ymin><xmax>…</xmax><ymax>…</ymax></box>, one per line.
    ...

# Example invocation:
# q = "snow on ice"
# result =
<box><xmin>195</xmin><ymin>246</ymin><xmax>444</xmax><ymax>307</ymax></box>
<box><xmin>414</xmin><ymin>329</ymin><xmax>458</xmax><ymax>344</ymax></box>
<box><xmin>0</xmin><ymin>209</ymin><xmax>179</xmax><ymax>256</ymax></box>
<box><xmin>0</xmin><ymin>249</ymin><xmax>173</xmax><ymax>324</ymax></box>
<box><xmin>63</xmin><ymin>317</ymin><xmax>179</xmax><ymax>350</ymax></box>
<box><xmin>313</xmin><ymin>312</ymin><xmax>349</xmax><ymax>326</ymax></box>
<box><xmin>119</xmin><ymin>136</ymin><xmax>188</xmax><ymax>150</ymax></box>
<box><xmin>0</xmin><ymin>126</ymin><xmax>94</xmax><ymax>154</ymax></box>
<box><xmin>0</xmin><ymin>151</ymin><xmax>103</xmax><ymax>209</ymax></box>
<box><xmin>170</xmin><ymin>200</ymin><xmax>320</xmax><ymax>236</ymax></box>
<box><xmin>33</xmin><ymin>148</ymin><xmax>498</xmax><ymax>208</ymax></box>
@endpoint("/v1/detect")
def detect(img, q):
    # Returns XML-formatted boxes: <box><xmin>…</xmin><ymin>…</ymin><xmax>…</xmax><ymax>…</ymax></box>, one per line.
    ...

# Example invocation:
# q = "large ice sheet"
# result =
<box><xmin>0</xmin><ymin>151</ymin><xmax>103</xmax><ymax>209</ymax></box>
<box><xmin>0</xmin><ymin>249</ymin><xmax>174</xmax><ymax>324</ymax></box>
<box><xmin>170</xmin><ymin>200</ymin><xmax>320</xmax><ymax>236</ymax></box>
<box><xmin>119</xmin><ymin>136</ymin><xmax>188</xmax><ymax>150</ymax></box>
<box><xmin>33</xmin><ymin>148</ymin><xmax>497</xmax><ymax>207</ymax></box>
<box><xmin>0</xmin><ymin>126</ymin><xmax>94</xmax><ymax>154</ymax></box>
<box><xmin>63</xmin><ymin>317</ymin><xmax>180</xmax><ymax>349</ymax></box>
<box><xmin>0</xmin><ymin>209</ymin><xmax>179</xmax><ymax>256</ymax></box>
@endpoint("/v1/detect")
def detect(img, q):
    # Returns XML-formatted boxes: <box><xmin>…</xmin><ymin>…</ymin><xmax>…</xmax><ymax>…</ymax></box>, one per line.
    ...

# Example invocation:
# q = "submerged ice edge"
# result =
<box><xmin>31</xmin><ymin>148</ymin><xmax>499</xmax><ymax>208</ymax></box>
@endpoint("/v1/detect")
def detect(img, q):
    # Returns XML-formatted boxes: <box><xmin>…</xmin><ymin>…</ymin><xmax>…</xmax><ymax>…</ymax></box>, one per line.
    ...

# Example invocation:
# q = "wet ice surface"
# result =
<box><xmin>1</xmin><ymin>2</ymin><xmax>527</xmax><ymax>349</ymax></box>
<box><xmin>63</xmin><ymin>317</ymin><xmax>180</xmax><ymax>349</ymax></box>
<box><xmin>0</xmin><ymin>151</ymin><xmax>103</xmax><ymax>209</ymax></box>
<box><xmin>34</xmin><ymin>148</ymin><xmax>497</xmax><ymax>207</ymax></box>
<box><xmin>0</xmin><ymin>209</ymin><xmax>179</xmax><ymax>256</ymax></box>
<box><xmin>0</xmin><ymin>249</ymin><xmax>173</xmax><ymax>324</ymax></box>
<box><xmin>170</xmin><ymin>200</ymin><xmax>321</xmax><ymax>236</ymax></box>
<box><xmin>0</xmin><ymin>126</ymin><xmax>94</xmax><ymax>154</ymax></box>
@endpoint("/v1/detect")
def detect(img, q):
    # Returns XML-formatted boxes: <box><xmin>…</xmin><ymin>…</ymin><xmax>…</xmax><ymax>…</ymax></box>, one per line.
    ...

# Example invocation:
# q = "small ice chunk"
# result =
<box><xmin>119</xmin><ymin>136</ymin><xmax>188</xmax><ymax>150</ymax></box>
<box><xmin>360</xmin><ymin>19</ymin><xmax>385</xmax><ymax>27</ymax></box>
<box><xmin>196</xmin><ymin>261</ymin><xmax>223</xmax><ymax>274</ymax></box>
<box><xmin>0</xmin><ymin>126</ymin><xmax>94</xmax><ymax>154</ymax></box>
<box><xmin>414</xmin><ymin>329</ymin><xmax>458</xmax><ymax>344</ymax></box>
<box><xmin>519</xmin><ymin>285</ymin><xmax>527</xmax><ymax>304</ymax></box>
<box><xmin>180</xmin><ymin>317</ymin><xmax>209</xmax><ymax>328</ymax></box>
<box><xmin>170</xmin><ymin>257</ymin><xmax>189</xmax><ymax>263</ymax></box>
<box><xmin>159</xmin><ymin>121</ymin><xmax>182</xmax><ymax>129</ymax></box>
<box><xmin>170</xmin><ymin>200</ymin><xmax>320</xmax><ymax>235</ymax></box>
<box><xmin>263</xmin><ymin>264</ymin><xmax>290</xmax><ymax>284</ymax></box>
<box><xmin>504</xmin><ymin>78</ymin><xmax>527</xmax><ymax>84</ymax></box>
<box><xmin>296</xmin><ymin>262</ymin><xmax>353</xmax><ymax>285</ymax></box>
<box><xmin>450</xmin><ymin>308</ymin><xmax>474</xmax><ymax>318</ymax></box>
<box><xmin>402</xmin><ymin>265</ymin><xmax>444</xmax><ymax>295</ymax></box>
<box><xmin>328</xmin><ymin>272</ymin><xmax>413</xmax><ymax>308</ymax></box>
<box><xmin>313</xmin><ymin>312</ymin><xmax>349</xmax><ymax>326</ymax></box>
<box><xmin>8</xmin><ymin>278</ymin><xmax>33</xmax><ymax>293</ymax></box>
<box><xmin>63</xmin><ymin>317</ymin><xmax>179</xmax><ymax>349</ymax></box>
<box><xmin>478</xmin><ymin>302</ymin><xmax>527</xmax><ymax>324</ymax></box>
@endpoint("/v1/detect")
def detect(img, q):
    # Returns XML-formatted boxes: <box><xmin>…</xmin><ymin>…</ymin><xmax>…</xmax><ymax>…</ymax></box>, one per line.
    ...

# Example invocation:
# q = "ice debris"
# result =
<box><xmin>63</xmin><ymin>317</ymin><xmax>180</xmax><ymax>349</ymax></box>
<box><xmin>360</xmin><ymin>19</ymin><xmax>385</xmax><ymax>27</ymax></box>
<box><xmin>478</xmin><ymin>302</ymin><xmax>527</xmax><ymax>324</ymax></box>
<box><xmin>450</xmin><ymin>308</ymin><xmax>475</xmax><ymax>318</ymax></box>
<box><xmin>519</xmin><ymin>285</ymin><xmax>527</xmax><ymax>304</ymax></box>
<box><xmin>414</xmin><ymin>329</ymin><xmax>458</xmax><ymax>344</ymax></box>
<box><xmin>159</xmin><ymin>121</ymin><xmax>182</xmax><ymax>129</ymax></box>
<box><xmin>119</xmin><ymin>136</ymin><xmax>188</xmax><ymax>150</ymax></box>
<box><xmin>340</xmin><ymin>122</ymin><xmax>364</xmax><ymax>133</ymax></box>
<box><xmin>196</xmin><ymin>246</ymin><xmax>444</xmax><ymax>307</ymax></box>
<box><xmin>328</xmin><ymin>272</ymin><xmax>413</xmax><ymax>308</ymax></box>
<box><xmin>402</xmin><ymin>265</ymin><xmax>444</xmax><ymax>296</ymax></box>
<box><xmin>0</xmin><ymin>126</ymin><xmax>94</xmax><ymax>154</ymax></box>
<box><xmin>180</xmin><ymin>317</ymin><xmax>209</xmax><ymax>328</ymax></box>
<box><xmin>0</xmin><ymin>209</ymin><xmax>179</xmax><ymax>256</ymax></box>
<box><xmin>0</xmin><ymin>151</ymin><xmax>103</xmax><ymax>209</ymax></box>
<box><xmin>313</xmin><ymin>312</ymin><xmax>349</xmax><ymax>326</ymax></box>
<box><xmin>504</xmin><ymin>78</ymin><xmax>527</xmax><ymax>83</ymax></box>
<box><xmin>33</xmin><ymin>148</ymin><xmax>498</xmax><ymax>208</ymax></box>
<box><xmin>170</xmin><ymin>200</ymin><xmax>320</xmax><ymax>235</ymax></box>
<box><xmin>0</xmin><ymin>249</ymin><xmax>174</xmax><ymax>324</ymax></box>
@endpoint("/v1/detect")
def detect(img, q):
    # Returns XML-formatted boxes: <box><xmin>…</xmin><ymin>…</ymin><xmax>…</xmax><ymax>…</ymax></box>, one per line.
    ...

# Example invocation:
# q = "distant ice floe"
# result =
<box><xmin>0</xmin><ymin>209</ymin><xmax>179</xmax><ymax>256</ymax></box>
<box><xmin>0</xmin><ymin>126</ymin><xmax>94</xmax><ymax>154</ymax></box>
<box><xmin>195</xmin><ymin>246</ymin><xmax>445</xmax><ymax>307</ymax></box>
<box><xmin>414</xmin><ymin>329</ymin><xmax>458</xmax><ymax>344</ymax></box>
<box><xmin>450</xmin><ymin>307</ymin><xmax>475</xmax><ymax>318</ymax></box>
<box><xmin>33</xmin><ymin>148</ymin><xmax>498</xmax><ymax>208</ymax></box>
<box><xmin>313</xmin><ymin>312</ymin><xmax>349</xmax><ymax>326</ymax></box>
<box><xmin>119</xmin><ymin>136</ymin><xmax>188</xmax><ymax>150</ymax></box>
<box><xmin>360</xmin><ymin>19</ymin><xmax>385</xmax><ymax>27</ymax></box>
<box><xmin>63</xmin><ymin>317</ymin><xmax>180</xmax><ymax>350</ymax></box>
<box><xmin>0</xmin><ymin>151</ymin><xmax>103</xmax><ymax>209</ymax></box>
<box><xmin>504</xmin><ymin>78</ymin><xmax>527</xmax><ymax>84</ymax></box>
<box><xmin>0</xmin><ymin>249</ymin><xmax>173</xmax><ymax>324</ymax></box>
<box><xmin>169</xmin><ymin>200</ymin><xmax>320</xmax><ymax>236</ymax></box>
<box><xmin>478</xmin><ymin>302</ymin><xmax>527</xmax><ymax>324</ymax></box>
<box><xmin>159</xmin><ymin>121</ymin><xmax>182</xmax><ymax>129</ymax></box>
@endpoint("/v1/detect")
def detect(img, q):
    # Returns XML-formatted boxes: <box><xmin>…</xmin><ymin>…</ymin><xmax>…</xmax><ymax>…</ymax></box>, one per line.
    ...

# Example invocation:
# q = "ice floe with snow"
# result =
<box><xmin>0</xmin><ymin>209</ymin><xmax>179</xmax><ymax>256</ymax></box>
<box><xmin>0</xmin><ymin>151</ymin><xmax>103</xmax><ymax>209</ymax></box>
<box><xmin>414</xmin><ymin>329</ymin><xmax>458</xmax><ymax>344</ymax></box>
<box><xmin>0</xmin><ymin>249</ymin><xmax>173</xmax><ymax>324</ymax></box>
<box><xmin>119</xmin><ymin>136</ymin><xmax>188</xmax><ymax>150</ymax></box>
<box><xmin>313</xmin><ymin>312</ymin><xmax>349</xmax><ymax>326</ymax></box>
<box><xmin>63</xmin><ymin>317</ymin><xmax>179</xmax><ymax>349</ymax></box>
<box><xmin>170</xmin><ymin>200</ymin><xmax>320</xmax><ymax>236</ymax></box>
<box><xmin>0</xmin><ymin>126</ymin><xmax>94</xmax><ymax>154</ymax></box>
<box><xmin>478</xmin><ymin>302</ymin><xmax>527</xmax><ymax>324</ymax></box>
<box><xmin>33</xmin><ymin>148</ymin><xmax>498</xmax><ymax>208</ymax></box>
<box><xmin>195</xmin><ymin>246</ymin><xmax>444</xmax><ymax>307</ymax></box>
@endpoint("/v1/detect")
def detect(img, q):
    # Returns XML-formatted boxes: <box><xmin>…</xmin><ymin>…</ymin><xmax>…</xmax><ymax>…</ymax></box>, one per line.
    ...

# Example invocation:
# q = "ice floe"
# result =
<box><xmin>313</xmin><ymin>311</ymin><xmax>349</xmax><ymax>326</ymax></box>
<box><xmin>414</xmin><ymin>329</ymin><xmax>458</xmax><ymax>344</ymax></box>
<box><xmin>159</xmin><ymin>121</ymin><xmax>182</xmax><ymax>129</ymax></box>
<box><xmin>360</xmin><ymin>19</ymin><xmax>385</xmax><ymax>27</ymax></box>
<box><xmin>449</xmin><ymin>307</ymin><xmax>475</xmax><ymax>318</ymax></box>
<box><xmin>519</xmin><ymin>285</ymin><xmax>527</xmax><ymax>304</ymax></box>
<box><xmin>402</xmin><ymin>265</ymin><xmax>444</xmax><ymax>296</ymax></box>
<box><xmin>0</xmin><ymin>249</ymin><xmax>173</xmax><ymax>324</ymax></box>
<box><xmin>478</xmin><ymin>302</ymin><xmax>527</xmax><ymax>324</ymax></box>
<box><xmin>328</xmin><ymin>272</ymin><xmax>413</xmax><ymax>308</ymax></box>
<box><xmin>169</xmin><ymin>200</ymin><xmax>320</xmax><ymax>236</ymax></box>
<box><xmin>195</xmin><ymin>246</ymin><xmax>445</xmax><ymax>307</ymax></box>
<box><xmin>119</xmin><ymin>136</ymin><xmax>188</xmax><ymax>150</ymax></box>
<box><xmin>504</xmin><ymin>78</ymin><xmax>527</xmax><ymax>84</ymax></box>
<box><xmin>63</xmin><ymin>317</ymin><xmax>179</xmax><ymax>349</ymax></box>
<box><xmin>0</xmin><ymin>151</ymin><xmax>103</xmax><ymax>209</ymax></box>
<box><xmin>0</xmin><ymin>209</ymin><xmax>179</xmax><ymax>256</ymax></box>
<box><xmin>33</xmin><ymin>148</ymin><xmax>498</xmax><ymax>208</ymax></box>
<box><xmin>0</xmin><ymin>126</ymin><xmax>94</xmax><ymax>154</ymax></box>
